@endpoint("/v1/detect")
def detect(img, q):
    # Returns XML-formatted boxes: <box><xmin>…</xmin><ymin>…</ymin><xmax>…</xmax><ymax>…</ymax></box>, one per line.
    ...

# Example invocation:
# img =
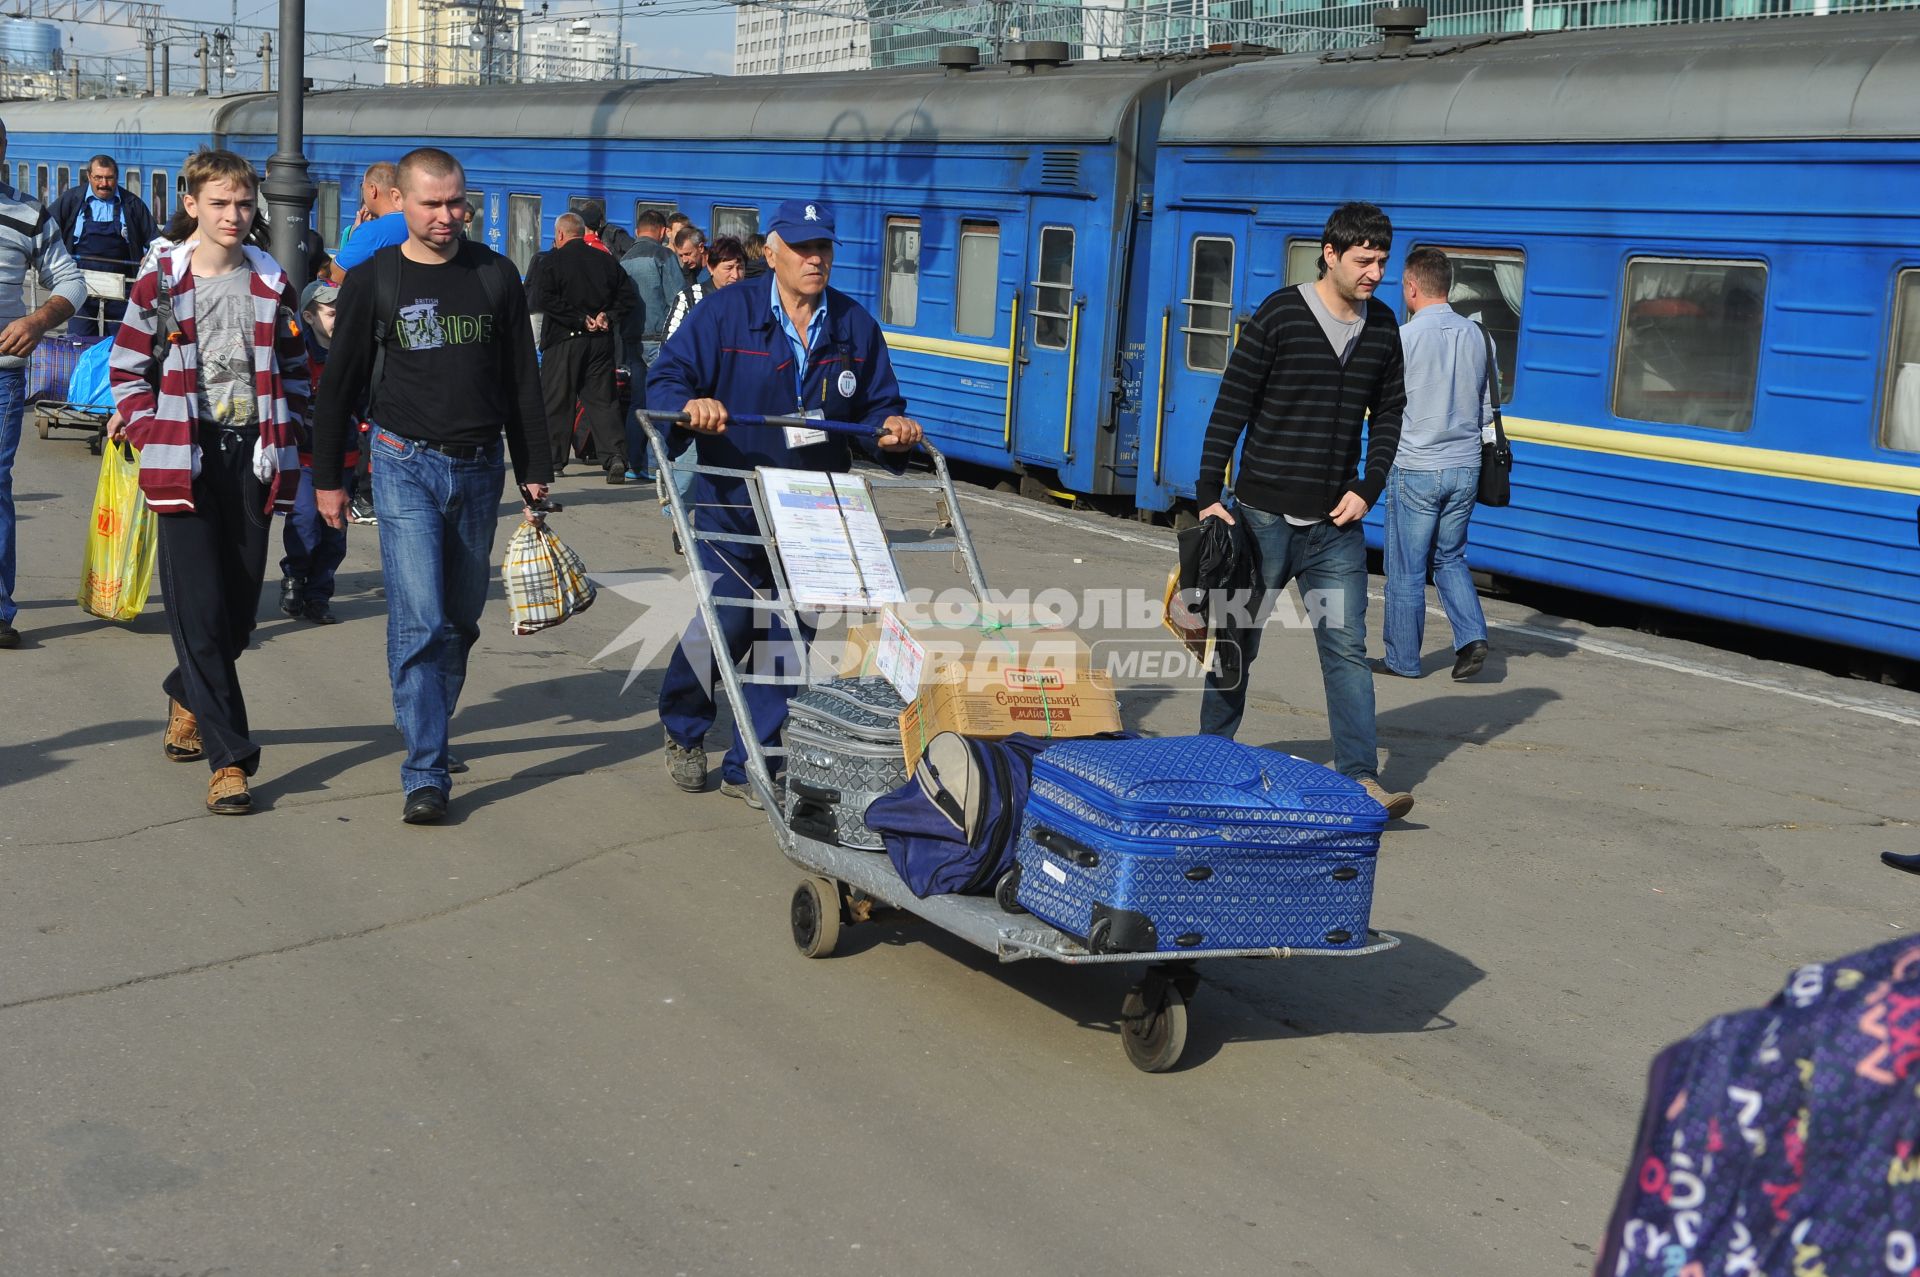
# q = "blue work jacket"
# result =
<box><xmin>646</xmin><ymin>272</ymin><xmax>909</xmax><ymax>550</ymax></box>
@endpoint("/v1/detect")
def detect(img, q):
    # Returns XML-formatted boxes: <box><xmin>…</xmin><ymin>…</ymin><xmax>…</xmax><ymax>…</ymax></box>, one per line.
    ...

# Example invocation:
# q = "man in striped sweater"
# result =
<box><xmin>1193</xmin><ymin>202</ymin><xmax>1415</xmax><ymax>819</ymax></box>
<box><xmin>0</xmin><ymin>119</ymin><xmax>87</xmax><ymax>650</ymax></box>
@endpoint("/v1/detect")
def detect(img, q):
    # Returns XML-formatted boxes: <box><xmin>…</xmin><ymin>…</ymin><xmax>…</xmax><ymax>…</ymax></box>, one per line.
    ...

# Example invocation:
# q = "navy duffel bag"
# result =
<box><xmin>865</xmin><ymin>732</ymin><xmax>1051</xmax><ymax>901</ymax></box>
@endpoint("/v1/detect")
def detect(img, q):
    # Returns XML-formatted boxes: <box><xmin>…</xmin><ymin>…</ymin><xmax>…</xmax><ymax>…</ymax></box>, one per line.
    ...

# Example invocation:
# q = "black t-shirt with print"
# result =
<box><xmin>312</xmin><ymin>239</ymin><xmax>550</xmax><ymax>490</ymax></box>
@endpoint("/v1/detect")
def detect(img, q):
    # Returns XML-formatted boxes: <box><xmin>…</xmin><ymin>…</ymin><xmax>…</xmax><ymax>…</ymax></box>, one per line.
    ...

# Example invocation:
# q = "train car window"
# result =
<box><xmin>1032</xmin><ymin>226</ymin><xmax>1074</xmax><ymax>350</ymax></box>
<box><xmin>1183</xmin><ymin>235</ymin><xmax>1236</xmax><ymax>373</ymax></box>
<box><xmin>34</xmin><ymin>166</ymin><xmax>47</xmax><ymax>202</ymax></box>
<box><xmin>568</xmin><ymin>195</ymin><xmax>595</xmax><ymax>215</ymax></box>
<box><xmin>13</xmin><ymin>163</ymin><xmax>23</xmax><ymax>194</ymax></box>
<box><xmin>465</xmin><ymin>190</ymin><xmax>486</xmax><ymax>245</ymax></box>
<box><xmin>955</xmin><ymin>220</ymin><xmax>999</xmax><ymax>338</ymax></box>
<box><xmin>507</xmin><ymin>194</ymin><xmax>541</xmax><ymax>276</ymax></box>
<box><xmin>56</xmin><ymin>165</ymin><xmax>69</xmax><ymax>195</ymax></box>
<box><xmin>1418</xmin><ymin>245</ymin><xmax>1524</xmax><ymax>402</ymax></box>
<box><xmin>123</xmin><ymin>168</ymin><xmax>139</xmax><ymax>199</ymax></box>
<box><xmin>883</xmin><ymin>216</ymin><xmax>920</xmax><ymax>327</ymax></box>
<box><xmin>634</xmin><ymin>200</ymin><xmax>676</xmax><ymax>231</ymax></box>
<box><xmin>712</xmin><ymin>205</ymin><xmax>759</xmax><ymax>242</ymax></box>
<box><xmin>1882</xmin><ymin>269</ymin><xmax>1920</xmax><ymax>454</ymax></box>
<box><xmin>1285</xmin><ymin>238</ymin><xmax>1320</xmax><ymax>286</ymax></box>
<box><xmin>150</xmin><ymin>171</ymin><xmax>167</xmax><ymax>221</ymax></box>
<box><xmin>1612</xmin><ymin>257</ymin><xmax>1766</xmax><ymax>432</ymax></box>
<box><xmin>315</xmin><ymin>181</ymin><xmax>340</xmax><ymax>251</ymax></box>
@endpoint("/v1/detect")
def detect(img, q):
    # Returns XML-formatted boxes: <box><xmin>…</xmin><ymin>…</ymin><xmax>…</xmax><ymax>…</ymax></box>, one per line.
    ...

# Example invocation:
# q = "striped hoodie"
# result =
<box><xmin>108</xmin><ymin>242</ymin><xmax>309</xmax><ymax>515</ymax></box>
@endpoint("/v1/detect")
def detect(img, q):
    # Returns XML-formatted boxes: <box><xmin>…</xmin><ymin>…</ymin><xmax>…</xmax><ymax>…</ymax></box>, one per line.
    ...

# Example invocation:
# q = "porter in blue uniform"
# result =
<box><xmin>647</xmin><ymin>198</ymin><xmax>922</xmax><ymax>806</ymax></box>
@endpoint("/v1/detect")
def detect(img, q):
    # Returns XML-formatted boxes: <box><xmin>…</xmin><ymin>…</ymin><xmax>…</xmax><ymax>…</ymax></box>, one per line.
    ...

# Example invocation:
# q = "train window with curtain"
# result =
<box><xmin>464</xmin><ymin>190</ymin><xmax>486</xmax><ymax>245</ymax></box>
<box><xmin>883</xmin><ymin>216</ymin><xmax>919</xmax><ymax>327</ymax></box>
<box><xmin>1612</xmin><ymin>257</ymin><xmax>1766</xmax><ymax>432</ymax></box>
<box><xmin>1032</xmin><ymin>226</ymin><xmax>1074</xmax><ymax>350</ymax></box>
<box><xmin>56</xmin><ymin>165</ymin><xmax>68</xmax><ymax>195</ymax></box>
<box><xmin>955</xmin><ymin>220</ymin><xmax>999</xmax><ymax>338</ymax></box>
<box><xmin>13</xmin><ymin>163</ymin><xmax>23</xmax><ymax>193</ymax></box>
<box><xmin>1418</xmin><ymin>245</ymin><xmax>1524</xmax><ymax>402</ymax></box>
<box><xmin>1184</xmin><ymin>235</ymin><xmax>1236</xmax><ymax>373</ymax></box>
<box><xmin>34</xmin><ymin>166</ymin><xmax>46</xmax><ymax>202</ymax></box>
<box><xmin>1882</xmin><ymin>270</ymin><xmax>1920</xmax><ymax>454</ymax></box>
<box><xmin>124</xmin><ymin>169</ymin><xmax>139</xmax><ymax>201</ymax></box>
<box><xmin>149</xmin><ymin>171</ymin><xmax>166</xmax><ymax>221</ymax></box>
<box><xmin>315</xmin><ymin>181</ymin><xmax>340</xmax><ymax>251</ymax></box>
<box><xmin>1285</xmin><ymin>238</ymin><xmax>1320</xmax><ymax>286</ymax></box>
<box><xmin>506</xmin><ymin>194</ymin><xmax>540</xmax><ymax>276</ymax></box>
<box><xmin>712</xmin><ymin>205</ymin><xmax>759</xmax><ymax>241</ymax></box>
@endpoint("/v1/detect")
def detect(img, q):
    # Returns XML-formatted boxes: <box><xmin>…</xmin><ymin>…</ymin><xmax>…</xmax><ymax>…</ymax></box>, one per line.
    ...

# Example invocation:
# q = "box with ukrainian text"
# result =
<box><xmin>832</xmin><ymin>603</ymin><xmax>1122</xmax><ymax>770</ymax></box>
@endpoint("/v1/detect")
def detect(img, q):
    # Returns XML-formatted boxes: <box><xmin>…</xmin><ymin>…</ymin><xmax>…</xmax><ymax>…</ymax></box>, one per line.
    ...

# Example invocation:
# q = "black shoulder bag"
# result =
<box><xmin>1476</xmin><ymin>322</ymin><xmax>1513</xmax><ymax>508</ymax></box>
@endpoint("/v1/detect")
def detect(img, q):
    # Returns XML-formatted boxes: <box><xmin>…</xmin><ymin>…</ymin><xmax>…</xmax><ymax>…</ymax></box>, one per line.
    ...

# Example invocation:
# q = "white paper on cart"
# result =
<box><xmin>757</xmin><ymin>467</ymin><xmax>908</xmax><ymax>612</ymax></box>
<box><xmin>873</xmin><ymin>608</ymin><xmax>927</xmax><ymax>700</ymax></box>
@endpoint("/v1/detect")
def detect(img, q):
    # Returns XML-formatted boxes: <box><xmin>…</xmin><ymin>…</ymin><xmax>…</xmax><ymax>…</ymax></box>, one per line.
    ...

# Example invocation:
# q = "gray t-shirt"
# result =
<box><xmin>194</xmin><ymin>267</ymin><xmax>258</xmax><ymax>430</ymax></box>
<box><xmin>1298</xmin><ymin>281</ymin><xmax>1365</xmax><ymax>365</ymax></box>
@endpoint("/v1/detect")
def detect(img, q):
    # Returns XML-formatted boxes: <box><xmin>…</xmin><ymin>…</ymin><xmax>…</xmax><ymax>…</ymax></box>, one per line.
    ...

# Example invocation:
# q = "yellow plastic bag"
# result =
<box><xmin>77</xmin><ymin>439</ymin><xmax>157</xmax><ymax>622</ymax></box>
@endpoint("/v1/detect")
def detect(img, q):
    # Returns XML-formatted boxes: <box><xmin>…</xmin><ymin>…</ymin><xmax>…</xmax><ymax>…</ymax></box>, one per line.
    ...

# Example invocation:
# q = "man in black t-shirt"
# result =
<box><xmin>311</xmin><ymin>146</ymin><xmax>551</xmax><ymax>825</ymax></box>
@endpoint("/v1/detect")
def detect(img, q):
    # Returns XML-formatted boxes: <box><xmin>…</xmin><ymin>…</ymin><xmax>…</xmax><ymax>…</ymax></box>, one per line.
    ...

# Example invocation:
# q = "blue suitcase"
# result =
<box><xmin>1014</xmin><ymin>736</ymin><xmax>1387</xmax><ymax>953</ymax></box>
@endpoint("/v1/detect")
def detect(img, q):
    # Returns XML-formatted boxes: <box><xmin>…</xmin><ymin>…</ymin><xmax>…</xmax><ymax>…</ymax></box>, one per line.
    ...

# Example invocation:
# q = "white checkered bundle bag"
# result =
<box><xmin>502</xmin><ymin>517</ymin><xmax>596</xmax><ymax>635</ymax></box>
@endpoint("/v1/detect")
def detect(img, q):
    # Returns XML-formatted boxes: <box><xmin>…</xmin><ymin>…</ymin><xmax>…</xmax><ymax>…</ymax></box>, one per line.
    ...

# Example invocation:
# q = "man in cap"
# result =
<box><xmin>646</xmin><ymin>197</ymin><xmax>922</xmax><ymax>806</ymax></box>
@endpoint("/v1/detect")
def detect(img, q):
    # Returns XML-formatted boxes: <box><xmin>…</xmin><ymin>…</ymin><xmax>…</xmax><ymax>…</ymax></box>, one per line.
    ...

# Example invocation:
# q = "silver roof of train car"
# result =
<box><xmin>0</xmin><ymin>93</ymin><xmax>266</xmax><ymax>137</ymax></box>
<box><xmin>220</xmin><ymin>55</ymin><xmax>1238</xmax><ymax>145</ymax></box>
<box><xmin>1163</xmin><ymin>11</ymin><xmax>1920</xmax><ymax>144</ymax></box>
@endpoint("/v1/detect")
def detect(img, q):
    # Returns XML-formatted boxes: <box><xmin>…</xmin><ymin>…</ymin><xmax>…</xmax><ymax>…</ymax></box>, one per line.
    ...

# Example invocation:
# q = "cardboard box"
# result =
<box><xmin>898</xmin><ymin>669</ymin><xmax>1123</xmax><ymax>770</ymax></box>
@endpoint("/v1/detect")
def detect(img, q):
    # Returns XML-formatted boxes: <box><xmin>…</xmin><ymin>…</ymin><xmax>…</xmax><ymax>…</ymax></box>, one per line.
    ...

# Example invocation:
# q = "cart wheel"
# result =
<box><xmin>1119</xmin><ymin>983</ymin><xmax>1188</xmax><ymax>1073</ymax></box>
<box><xmin>34</xmin><ymin>413</ymin><xmax>48</xmax><ymax>440</ymax></box>
<box><xmin>994</xmin><ymin>864</ymin><xmax>1025</xmax><ymax>914</ymax></box>
<box><xmin>790</xmin><ymin>877</ymin><xmax>842</xmax><ymax>959</ymax></box>
<box><xmin>88</xmin><ymin>435</ymin><xmax>103</xmax><ymax>456</ymax></box>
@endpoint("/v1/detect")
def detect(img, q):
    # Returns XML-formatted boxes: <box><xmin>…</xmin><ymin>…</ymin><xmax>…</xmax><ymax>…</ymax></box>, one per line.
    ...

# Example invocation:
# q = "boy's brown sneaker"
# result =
<box><xmin>164</xmin><ymin>699</ymin><xmax>204</xmax><ymax>762</ymax></box>
<box><xmin>207</xmin><ymin>767</ymin><xmax>251</xmax><ymax>814</ymax></box>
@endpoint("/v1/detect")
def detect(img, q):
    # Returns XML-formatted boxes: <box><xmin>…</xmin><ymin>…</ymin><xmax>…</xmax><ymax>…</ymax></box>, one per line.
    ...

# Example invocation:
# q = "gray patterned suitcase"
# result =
<box><xmin>783</xmin><ymin>676</ymin><xmax>909</xmax><ymax>850</ymax></box>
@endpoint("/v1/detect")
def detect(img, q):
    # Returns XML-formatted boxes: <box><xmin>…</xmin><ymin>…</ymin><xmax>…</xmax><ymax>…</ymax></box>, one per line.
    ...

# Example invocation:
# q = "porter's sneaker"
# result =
<box><xmin>1358</xmin><ymin>776</ymin><xmax>1415</xmax><ymax>820</ymax></box>
<box><xmin>665</xmin><ymin>741</ymin><xmax>707</xmax><ymax>793</ymax></box>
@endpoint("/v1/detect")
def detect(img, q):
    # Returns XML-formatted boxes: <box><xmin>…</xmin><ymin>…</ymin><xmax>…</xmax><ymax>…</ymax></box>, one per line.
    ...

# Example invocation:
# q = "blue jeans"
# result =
<box><xmin>0</xmin><ymin>367</ymin><xmax>20</xmax><ymax>624</ymax></box>
<box><xmin>1383</xmin><ymin>464</ymin><xmax>1486</xmax><ymax>677</ymax></box>
<box><xmin>369</xmin><ymin>430</ymin><xmax>506</xmax><ymax>795</ymax></box>
<box><xmin>279</xmin><ymin>466</ymin><xmax>354</xmax><ymax>602</ymax></box>
<box><xmin>1199</xmin><ymin>507</ymin><xmax>1379</xmax><ymax>781</ymax></box>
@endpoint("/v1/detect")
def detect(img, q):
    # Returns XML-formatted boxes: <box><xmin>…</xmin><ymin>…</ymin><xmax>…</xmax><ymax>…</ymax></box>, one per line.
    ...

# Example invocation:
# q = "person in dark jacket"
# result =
<box><xmin>50</xmin><ymin>154</ymin><xmax>157</xmax><ymax>334</ymax></box>
<box><xmin>1192</xmin><ymin>201</ymin><xmax>1414</xmax><ymax>819</ymax></box>
<box><xmin>646</xmin><ymin>197</ymin><xmax>922</xmax><ymax>807</ymax></box>
<box><xmin>530</xmin><ymin>212</ymin><xmax>637</xmax><ymax>481</ymax></box>
<box><xmin>578</xmin><ymin>199</ymin><xmax>634</xmax><ymax>259</ymax></box>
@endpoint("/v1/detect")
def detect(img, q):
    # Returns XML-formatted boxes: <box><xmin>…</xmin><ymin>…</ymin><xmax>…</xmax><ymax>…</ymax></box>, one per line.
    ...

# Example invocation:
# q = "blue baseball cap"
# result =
<box><xmin>768</xmin><ymin>198</ymin><xmax>836</xmax><ymax>247</ymax></box>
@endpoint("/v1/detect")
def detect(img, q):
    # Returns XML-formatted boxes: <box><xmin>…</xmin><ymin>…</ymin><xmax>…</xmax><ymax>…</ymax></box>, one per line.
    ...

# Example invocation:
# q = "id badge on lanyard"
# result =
<box><xmin>785</xmin><ymin>408</ymin><xmax>828</xmax><ymax>450</ymax></box>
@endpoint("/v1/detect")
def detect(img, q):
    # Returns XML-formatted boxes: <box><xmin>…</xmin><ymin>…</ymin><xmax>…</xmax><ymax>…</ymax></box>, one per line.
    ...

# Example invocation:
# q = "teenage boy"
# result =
<box><xmin>277</xmin><ymin>278</ymin><xmax>357</xmax><ymax>625</ymax></box>
<box><xmin>1193</xmin><ymin>201</ymin><xmax>1414</xmax><ymax>819</ymax></box>
<box><xmin>109</xmin><ymin>149</ymin><xmax>310</xmax><ymax>816</ymax></box>
<box><xmin>312</xmin><ymin>147</ymin><xmax>551</xmax><ymax>826</ymax></box>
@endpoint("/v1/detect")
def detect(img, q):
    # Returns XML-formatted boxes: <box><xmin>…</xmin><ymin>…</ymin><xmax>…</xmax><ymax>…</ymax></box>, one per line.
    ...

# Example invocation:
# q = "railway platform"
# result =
<box><xmin>2</xmin><ymin>430</ymin><xmax>1916</xmax><ymax>1275</ymax></box>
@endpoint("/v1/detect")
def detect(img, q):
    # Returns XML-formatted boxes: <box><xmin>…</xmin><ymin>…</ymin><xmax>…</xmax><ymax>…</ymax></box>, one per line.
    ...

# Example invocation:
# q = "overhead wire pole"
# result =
<box><xmin>262</xmin><ymin>0</ymin><xmax>314</xmax><ymax>293</ymax></box>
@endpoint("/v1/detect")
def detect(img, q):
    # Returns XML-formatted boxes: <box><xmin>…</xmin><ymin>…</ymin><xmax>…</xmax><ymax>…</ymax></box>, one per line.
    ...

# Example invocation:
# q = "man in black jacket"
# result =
<box><xmin>531</xmin><ymin>212</ymin><xmax>637</xmax><ymax>482</ymax></box>
<box><xmin>1193</xmin><ymin>201</ymin><xmax>1414</xmax><ymax>818</ymax></box>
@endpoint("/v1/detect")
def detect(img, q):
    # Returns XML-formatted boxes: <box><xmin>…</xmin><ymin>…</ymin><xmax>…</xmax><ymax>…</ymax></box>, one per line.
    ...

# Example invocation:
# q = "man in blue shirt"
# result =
<box><xmin>647</xmin><ymin>197</ymin><xmax>922</xmax><ymax>806</ymax></box>
<box><xmin>326</xmin><ymin>161</ymin><xmax>407</xmax><ymax>280</ymax></box>
<box><xmin>1381</xmin><ymin>247</ymin><xmax>1495</xmax><ymax>681</ymax></box>
<box><xmin>49</xmin><ymin>154</ymin><xmax>155</xmax><ymax>334</ymax></box>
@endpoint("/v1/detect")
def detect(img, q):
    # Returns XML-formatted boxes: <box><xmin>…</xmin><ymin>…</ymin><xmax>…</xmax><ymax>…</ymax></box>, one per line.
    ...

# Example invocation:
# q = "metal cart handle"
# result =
<box><xmin>640</xmin><ymin>409</ymin><xmax>892</xmax><ymax>441</ymax></box>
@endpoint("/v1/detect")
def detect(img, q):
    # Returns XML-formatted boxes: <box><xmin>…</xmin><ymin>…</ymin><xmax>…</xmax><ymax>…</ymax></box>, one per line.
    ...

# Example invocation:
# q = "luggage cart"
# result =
<box><xmin>28</xmin><ymin>332</ymin><xmax>113</xmax><ymax>454</ymax></box>
<box><xmin>640</xmin><ymin>411</ymin><xmax>1399</xmax><ymax>1072</ymax></box>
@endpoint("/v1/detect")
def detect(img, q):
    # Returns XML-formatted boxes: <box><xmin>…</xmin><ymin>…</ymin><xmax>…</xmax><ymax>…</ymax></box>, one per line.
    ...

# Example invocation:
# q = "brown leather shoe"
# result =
<box><xmin>164</xmin><ymin>698</ymin><xmax>204</xmax><ymax>762</ymax></box>
<box><xmin>207</xmin><ymin>767</ymin><xmax>251</xmax><ymax>814</ymax></box>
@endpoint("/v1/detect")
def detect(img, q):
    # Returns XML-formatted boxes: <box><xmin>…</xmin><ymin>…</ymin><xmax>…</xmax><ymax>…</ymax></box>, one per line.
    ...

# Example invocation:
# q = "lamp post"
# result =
<box><xmin>262</xmin><ymin>0</ymin><xmax>316</xmax><ymax>292</ymax></box>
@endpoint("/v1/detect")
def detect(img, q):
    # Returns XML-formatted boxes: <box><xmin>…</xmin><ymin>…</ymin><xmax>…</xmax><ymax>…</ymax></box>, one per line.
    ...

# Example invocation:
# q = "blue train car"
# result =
<box><xmin>1141</xmin><ymin>13</ymin><xmax>1920</xmax><ymax>662</ymax></box>
<box><xmin>0</xmin><ymin>95</ymin><xmax>262</xmax><ymax>232</ymax></box>
<box><xmin>215</xmin><ymin>50</ymin><xmax>1240</xmax><ymax>497</ymax></box>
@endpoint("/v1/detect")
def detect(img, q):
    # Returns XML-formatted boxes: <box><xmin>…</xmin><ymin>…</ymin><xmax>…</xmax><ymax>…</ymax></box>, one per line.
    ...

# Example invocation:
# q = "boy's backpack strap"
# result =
<box><xmin>143</xmin><ymin>276</ymin><xmax>178</xmax><ymax>392</ymax></box>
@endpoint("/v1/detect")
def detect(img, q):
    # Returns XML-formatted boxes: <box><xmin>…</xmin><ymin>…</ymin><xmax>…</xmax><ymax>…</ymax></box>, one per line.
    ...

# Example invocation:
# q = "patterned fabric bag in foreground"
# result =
<box><xmin>502</xmin><ymin>517</ymin><xmax>596</xmax><ymax>635</ymax></box>
<box><xmin>1596</xmin><ymin>935</ymin><xmax>1920</xmax><ymax>1276</ymax></box>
